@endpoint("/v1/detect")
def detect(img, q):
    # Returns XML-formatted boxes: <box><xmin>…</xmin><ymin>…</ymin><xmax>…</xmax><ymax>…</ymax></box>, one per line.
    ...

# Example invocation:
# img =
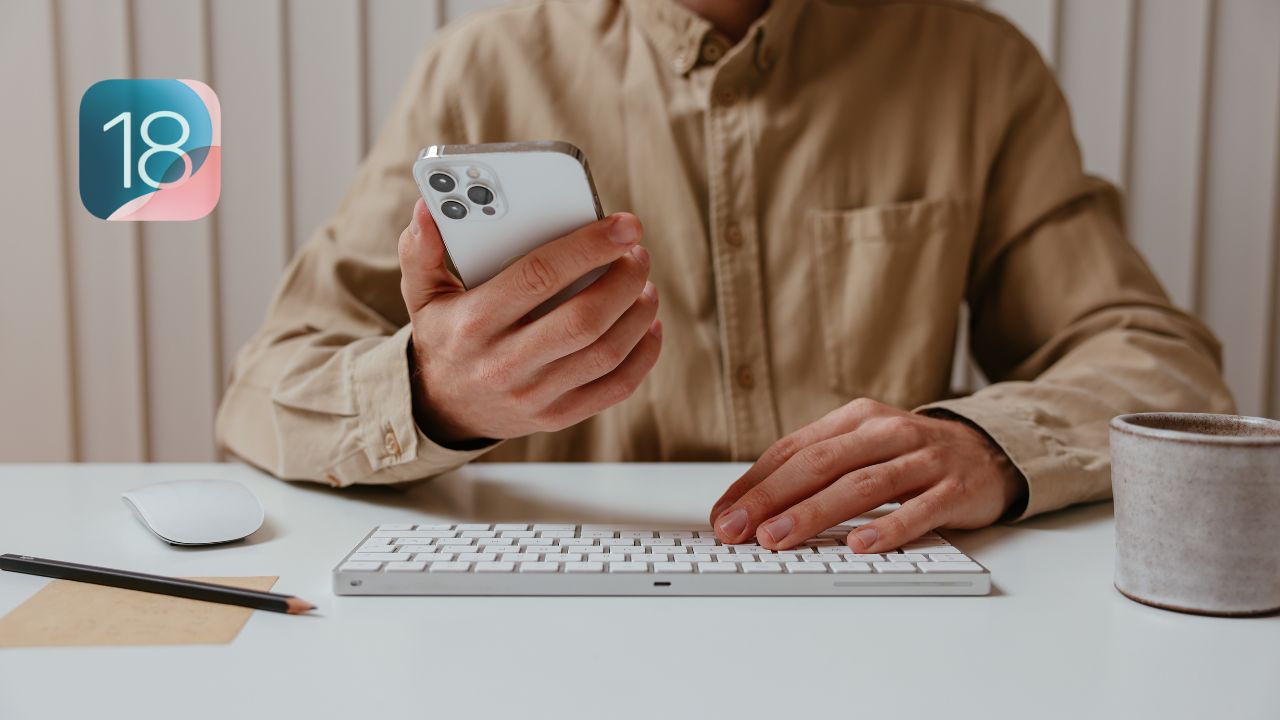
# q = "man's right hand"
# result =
<box><xmin>398</xmin><ymin>198</ymin><xmax>662</xmax><ymax>445</ymax></box>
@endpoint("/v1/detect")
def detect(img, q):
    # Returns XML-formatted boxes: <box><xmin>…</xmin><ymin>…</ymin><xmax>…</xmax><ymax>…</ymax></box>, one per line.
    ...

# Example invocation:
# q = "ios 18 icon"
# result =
<box><xmin>79</xmin><ymin>79</ymin><xmax>220</xmax><ymax>221</ymax></box>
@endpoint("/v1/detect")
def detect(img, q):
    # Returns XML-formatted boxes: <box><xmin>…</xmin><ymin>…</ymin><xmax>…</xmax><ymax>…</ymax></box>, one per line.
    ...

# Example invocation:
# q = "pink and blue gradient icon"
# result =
<box><xmin>79</xmin><ymin>79</ymin><xmax>220</xmax><ymax>221</ymax></box>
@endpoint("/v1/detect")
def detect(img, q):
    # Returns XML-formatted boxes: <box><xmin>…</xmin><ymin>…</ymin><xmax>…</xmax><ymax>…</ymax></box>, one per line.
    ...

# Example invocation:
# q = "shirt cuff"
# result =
<box><xmin>915</xmin><ymin>387</ymin><xmax>1087</xmax><ymax>521</ymax></box>
<box><xmin>335</xmin><ymin>325</ymin><xmax>496</xmax><ymax>486</ymax></box>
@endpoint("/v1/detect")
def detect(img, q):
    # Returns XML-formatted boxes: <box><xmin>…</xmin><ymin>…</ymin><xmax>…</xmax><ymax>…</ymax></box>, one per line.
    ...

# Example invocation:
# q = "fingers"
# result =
<box><xmin>708</xmin><ymin>398</ymin><xmax>895</xmax><ymax>524</ymax></box>
<box><xmin>711</xmin><ymin>423</ymin><xmax>919</xmax><ymax>544</ymax></box>
<box><xmin>753</xmin><ymin>452</ymin><xmax>939</xmax><ymax>550</ymax></box>
<box><xmin>844</xmin><ymin>483</ymin><xmax>954</xmax><ymax>553</ymax></box>
<box><xmin>532</xmin><ymin>280</ymin><xmax>659</xmax><ymax>395</ymax></box>
<box><xmin>513</xmin><ymin>243</ymin><xmax>653</xmax><ymax>364</ymax></box>
<box><xmin>399</xmin><ymin>198</ymin><xmax>464</xmax><ymax>313</ymax></box>
<box><xmin>538</xmin><ymin>320</ymin><xmax>662</xmax><ymax>430</ymax></box>
<box><xmin>481</xmin><ymin>213</ymin><xmax>644</xmax><ymax>326</ymax></box>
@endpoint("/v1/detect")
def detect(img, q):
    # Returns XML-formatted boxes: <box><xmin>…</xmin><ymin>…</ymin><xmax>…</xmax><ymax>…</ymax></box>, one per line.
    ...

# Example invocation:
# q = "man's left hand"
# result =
<box><xmin>709</xmin><ymin>398</ymin><xmax>1027</xmax><ymax>552</ymax></box>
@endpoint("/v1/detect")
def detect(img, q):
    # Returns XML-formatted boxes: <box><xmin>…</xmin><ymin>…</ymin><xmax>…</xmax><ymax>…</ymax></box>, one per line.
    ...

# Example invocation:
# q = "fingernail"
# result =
<box><xmin>642</xmin><ymin>281</ymin><xmax>657</xmax><ymax>301</ymax></box>
<box><xmin>759</xmin><ymin>515</ymin><xmax>794</xmax><ymax>545</ymax></box>
<box><xmin>716</xmin><ymin>508</ymin><xmax>748</xmax><ymax>538</ymax></box>
<box><xmin>851</xmin><ymin>527</ymin><xmax>878</xmax><ymax>552</ymax></box>
<box><xmin>610</xmin><ymin>215</ymin><xmax>639</xmax><ymax>245</ymax></box>
<box><xmin>409</xmin><ymin>218</ymin><xmax>420</xmax><ymax>237</ymax></box>
<box><xmin>630</xmin><ymin>244</ymin><xmax>650</xmax><ymax>265</ymax></box>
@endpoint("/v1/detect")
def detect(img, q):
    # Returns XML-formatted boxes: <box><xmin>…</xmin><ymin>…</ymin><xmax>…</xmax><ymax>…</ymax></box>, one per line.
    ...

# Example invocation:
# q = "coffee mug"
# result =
<box><xmin>1110</xmin><ymin>412</ymin><xmax>1280</xmax><ymax>616</ymax></box>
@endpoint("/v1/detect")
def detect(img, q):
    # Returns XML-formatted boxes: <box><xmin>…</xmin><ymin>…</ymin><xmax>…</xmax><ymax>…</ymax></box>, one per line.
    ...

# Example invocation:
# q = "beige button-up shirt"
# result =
<box><xmin>216</xmin><ymin>0</ymin><xmax>1235</xmax><ymax>519</ymax></box>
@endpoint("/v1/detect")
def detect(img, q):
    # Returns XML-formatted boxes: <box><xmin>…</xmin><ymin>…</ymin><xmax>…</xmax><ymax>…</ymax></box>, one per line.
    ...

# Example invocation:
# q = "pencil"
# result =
<box><xmin>0</xmin><ymin>554</ymin><xmax>316</xmax><ymax>615</ymax></box>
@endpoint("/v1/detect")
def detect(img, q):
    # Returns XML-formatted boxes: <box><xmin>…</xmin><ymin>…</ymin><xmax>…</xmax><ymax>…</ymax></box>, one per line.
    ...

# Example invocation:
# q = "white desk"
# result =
<box><xmin>1</xmin><ymin>463</ymin><xmax>1276</xmax><ymax>719</ymax></box>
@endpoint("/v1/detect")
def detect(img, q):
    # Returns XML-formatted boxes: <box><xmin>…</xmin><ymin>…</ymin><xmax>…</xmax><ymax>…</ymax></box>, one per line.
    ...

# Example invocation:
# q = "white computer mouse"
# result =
<box><xmin>121</xmin><ymin>479</ymin><xmax>265</xmax><ymax>545</ymax></box>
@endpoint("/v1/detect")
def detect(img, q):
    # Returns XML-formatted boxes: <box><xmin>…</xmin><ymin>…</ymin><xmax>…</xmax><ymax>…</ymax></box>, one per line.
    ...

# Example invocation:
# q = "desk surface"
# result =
<box><xmin>1</xmin><ymin>463</ymin><xmax>1276</xmax><ymax>719</ymax></box>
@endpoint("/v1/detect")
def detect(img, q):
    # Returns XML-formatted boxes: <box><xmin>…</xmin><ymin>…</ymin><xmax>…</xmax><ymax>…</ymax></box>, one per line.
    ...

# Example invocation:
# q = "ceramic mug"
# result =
<box><xmin>1110</xmin><ymin>412</ymin><xmax>1280</xmax><ymax>616</ymax></box>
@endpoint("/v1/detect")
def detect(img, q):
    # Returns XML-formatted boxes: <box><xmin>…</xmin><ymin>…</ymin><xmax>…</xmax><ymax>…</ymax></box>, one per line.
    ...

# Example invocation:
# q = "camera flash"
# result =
<box><xmin>467</xmin><ymin>167</ymin><xmax>480</xmax><ymax>178</ymax></box>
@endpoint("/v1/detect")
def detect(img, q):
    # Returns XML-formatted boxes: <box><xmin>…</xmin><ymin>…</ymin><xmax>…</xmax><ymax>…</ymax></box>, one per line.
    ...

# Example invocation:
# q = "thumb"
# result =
<box><xmin>398</xmin><ymin>198</ymin><xmax>463</xmax><ymax>313</ymax></box>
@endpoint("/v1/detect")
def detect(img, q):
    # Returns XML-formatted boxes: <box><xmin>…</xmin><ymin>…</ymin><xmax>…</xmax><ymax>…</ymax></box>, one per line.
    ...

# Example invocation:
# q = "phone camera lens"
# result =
<box><xmin>440</xmin><ymin>200</ymin><xmax>467</xmax><ymax>220</ymax></box>
<box><xmin>466</xmin><ymin>185</ymin><xmax>495</xmax><ymax>205</ymax></box>
<box><xmin>428</xmin><ymin>172</ymin><xmax>456</xmax><ymax>193</ymax></box>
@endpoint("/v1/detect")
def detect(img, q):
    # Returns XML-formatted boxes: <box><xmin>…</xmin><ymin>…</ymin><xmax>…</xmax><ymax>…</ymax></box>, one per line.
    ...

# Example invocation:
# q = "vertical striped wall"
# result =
<box><xmin>0</xmin><ymin>0</ymin><xmax>1277</xmax><ymax>463</ymax></box>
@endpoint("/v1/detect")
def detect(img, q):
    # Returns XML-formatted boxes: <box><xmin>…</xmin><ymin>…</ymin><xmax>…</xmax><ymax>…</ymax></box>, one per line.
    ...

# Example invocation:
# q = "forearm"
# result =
<box><xmin>216</xmin><ymin>325</ymin><xmax>494</xmax><ymax>486</ymax></box>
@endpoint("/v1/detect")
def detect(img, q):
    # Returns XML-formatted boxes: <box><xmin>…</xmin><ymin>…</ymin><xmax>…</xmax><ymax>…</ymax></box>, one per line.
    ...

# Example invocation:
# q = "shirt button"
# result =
<box><xmin>736</xmin><ymin>365</ymin><xmax>755</xmax><ymax>390</ymax></box>
<box><xmin>725</xmin><ymin>223</ymin><xmax>743</xmax><ymax>248</ymax></box>
<box><xmin>384</xmin><ymin>431</ymin><xmax>401</xmax><ymax>456</ymax></box>
<box><xmin>701</xmin><ymin>37</ymin><xmax>727</xmax><ymax>64</ymax></box>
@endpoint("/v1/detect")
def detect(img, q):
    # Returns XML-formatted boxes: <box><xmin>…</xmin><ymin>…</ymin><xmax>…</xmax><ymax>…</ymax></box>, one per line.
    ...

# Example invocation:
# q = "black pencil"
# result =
<box><xmin>0</xmin><ymin>554</ymin><xmax>316</xmax><ymax>615</ymax></box>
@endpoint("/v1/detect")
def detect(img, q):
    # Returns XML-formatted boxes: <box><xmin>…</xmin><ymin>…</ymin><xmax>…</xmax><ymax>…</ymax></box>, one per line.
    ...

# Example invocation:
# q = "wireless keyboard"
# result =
<box><xmin>333</xmin><ymin>522</ymin><xmax>991</xmax><ymax>596</ymax></box>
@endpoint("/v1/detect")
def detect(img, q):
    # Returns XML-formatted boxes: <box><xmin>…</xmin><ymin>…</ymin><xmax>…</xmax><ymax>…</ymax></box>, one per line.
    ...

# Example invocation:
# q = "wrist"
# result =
<box><xmin>926</xmin><ymin>409</ymin><xmax>1028</xmax><ymax>519</ymax></box>
<box><xmin>406</xmin><ymin>336</ymin><xmax>491</xmax><ymax>450</ymax></box>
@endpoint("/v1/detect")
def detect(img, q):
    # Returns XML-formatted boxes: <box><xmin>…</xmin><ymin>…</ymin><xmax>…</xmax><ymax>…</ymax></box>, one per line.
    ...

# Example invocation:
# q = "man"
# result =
<box><xmin>216</xmin><ymin>0</ymin><xmax>1234</xmax><ymax>552</ymax></box>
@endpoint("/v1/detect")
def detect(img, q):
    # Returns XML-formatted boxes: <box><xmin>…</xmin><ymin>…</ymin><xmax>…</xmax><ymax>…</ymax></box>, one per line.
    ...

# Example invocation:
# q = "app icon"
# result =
<box><xmin>79</xmin><ymin>79</ymin><xmax>220</xmax><ymax>221</ymax></box>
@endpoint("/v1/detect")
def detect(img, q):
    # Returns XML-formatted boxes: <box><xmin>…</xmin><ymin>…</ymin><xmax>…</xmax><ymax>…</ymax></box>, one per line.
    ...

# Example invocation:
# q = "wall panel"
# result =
<box><xmin>56</xmin><ymin>0</ymin><xmax>149</xmax><ymax>461</ymax></box>
<box><xmin>1198</xmin><ymin>0</ymin><xmax>1280</xmax><ymax>417</ymax></box>
<box><xmin>1126</xmin><ymin>0</ymin><xmax>1213</xmax><ymax>310</ymax></box>
<box><xmin>1057</xmin><ymin>0</ymin><xmax>1134</xmax><ymax>186</ymax></box>
<box><xmin>0</xmin><ymin>0</ymin><xmax>76</xmax><ymax>460</ymax></box>
<box><xmin>133</xmin><ymin>0</ymin><xmax>219</xmax><ymax>461</ymax></box>
<box><xmin>366</xmin><ymin>0</ymin><xmax>441</xmax><ymax>152</ymax></box>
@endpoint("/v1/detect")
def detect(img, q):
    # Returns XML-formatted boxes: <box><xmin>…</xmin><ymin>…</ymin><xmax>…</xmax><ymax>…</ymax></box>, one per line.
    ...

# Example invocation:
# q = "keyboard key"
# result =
<box><xmin>532</xmin><ymin>524</ymin><xmax>575</xmax><ymax>532</ymax></box>
<box><xmin>560</xmin><ymin>538</ymin><xmax>596</xmax><ymax>546</ymax></box>
<box><xmin>581</xmin><ymin>530</ymin><xmax>615</xmax><ymax>539</ymax></box>
<box><xmin>695</xmin><ymin>530</ymin><xmax>718</xmax><ymax>538</ymax></box>
<box><xmin>818</xmin><ymin>546</ymin><xmax>848</xmax><ymax>554</ymax></box>
<box><xmin>339</xmin><ymin>561</ymin><xmax>381</xmax><ymax>571</ymax></box>
<box><xmin>600</xmin><ymin>538</ymin><xmax>636</xmax><ymax>547</ymax></box>
<box><xmin>929</xmin><ymin>553</ymin><xmax>972</xmax><ymax>562</ymax></box>
<box><xmin>680</xmin><ymin>538</ymin><xmax>715</xmax><ymax>546</ymax></box>
<box><xmin>918</xmin><ymin>562</ymin><xmax>983</xmax><ymax>573</ymax></box>
<box><xmin>742</xmin><ymin>562</ymin><xmax>782</xmax><ymax>573</ymax></box>
<box><xmin>588</xmin><ymin>554</ymin><xmax>631</xmax><ymax>563</ymax></box>
<box><xmin>415</xmin><ymin>523</ymin><xmax>455</xmax><ymax>530</ymax></box>
<box><xmin>785</xmin><ymin>562</ymin><xmax>828</xmax><ymax>574</ymax></box>
<box><xmin>539</xmin><ymin>545</ymin><xmax>565</xmax><ymax>554</ymax></box>
<box><xmin>429</xmin><ymin>561</ymin><xmax>471</xmax><ymax>573</ymax></box>
<box><xmin>717</xmin><ymin>555</ymin><xmax>753</xmax><ymax>563</ymax></box>
<box><xmin>701</xmin><ymin>546</ymin><xmax>729</xmax><ymax>554</ymax></box>
<box><xmin>731</xmin><ymin>545</ymin><xmax>764</xmax><ymax>553</ymax></box>
<box><xmin>359</xmin><ymin>541</ymin><xmax>393</xmax><ymax>551</ymax></box>
<box><xmin>828</xmin><ymin>562</ymin><xmax>872</xmax><ymax>573</ymax></box>
<box><xmin>477</xmin><ymin>537</ymin><xmax>515</xmax><ymax>546</ymax></box>
<box><xmin>373</xmin><ymin>530</ymin><xmax>455</xmax><ymax>538</ymax></box>
<box><xmin>686</xmin><ymin>554</ymin><xmax>714</xmax><ymax>563</ymax></box>
<box><xmin>350</xmin><ymin>552</ymin><xmax>400</xmax><ymax>562</ymax></box>
<box><xmin>518</xmin><ymin>562</ymin><xmax>559</xmax><ymax>573</ymax></box>
<box><xmin>518</xmin><ymin>537</ymin><xmax>554</xmax><ymax>546</ymax></box>
<box><xmin>645</xmin><ymin>553</ymin><xmax>672</xmax><ymax>563</ymax></box>
<box><xmin>653</xmin><ymin>562</ymin><xmax>693</xmax><ymax>573</ymax></box>
<box><xmin>874</xmin><ymin>562</ymin><xmax>917</xmax><ymax>573</ymax></box>
<box><xmin>501</xmin><ymin>531</ymin><xmax>536</xmax><ymax>538</ymax></box>
<box><xmin>892</xmin><ymin>553</ymin><xmax>927</xmax><ymax>563</ymax></box>
<box><xmin>548</xmin><ymin>553</ymin><xmax>583</xmax><ymax>563</ymax></box>
<box><xmin>538</xmin><ymin>530</ymin><xmax>576</xmax><ymax>538</ymax></box>
<box><xmin>665</xmin><ymin>546</ymin><xmax>690</xmax><ymax>555</ymax></box>
<box><xmin>393</xmin><ymin>538</ymin><xmax>435</xmax><ymax>546</ymax></box>
<box><xmin>771</xmin><ymin>553</ymin><xmax>799</xmax><ymax>563</ymax></box>
<box><xmin>378</xmin><ymin>523</ymin><xmax>414</xmax><ymax>531</ymax></box>
<box><xmin>437</xmin><ymin>538</ymin><xmax>475</xmax><ymax>546</ymax></box>
<box><xmin>659</xmin><ymin>531</ymin><xmax>694</xmax><ymax>539</ymax></box>
<box><xmin>386</xmin><ymin>561</ymin><xmax>426</xmax><ymax>572</ymax></box>
<box><xmin>697</xmin><ymin>562</ymin><xmax>738</xmax><ymax>573</ymax></box>
<box><xmin>799</xmin><ymin>554</ymin><xmax>826</xmax><ymax>563</ymax></box>
<box><xmin>417</xmin><ymin>552</ymin><xmax>455</xmax><ymax>562</ymax></box>
<box><xmin>475</xmin><ymin>561</ymin><xmax>515</xmax><ymax>573</ymax></box>
<box><xmin>457</xmin><ymin>524</ymin><xmax>491</xmax><ymax>531</ymax></box>
<box><xmin>461</xmin><ymin>530</ymin><xmax>496</xmax><ymax>538</ymax></box>
<box><xmin>619</xmin><ymin>531</ymin><xmax>653</xmax><ymax>539</ymax></box>
<box><xmin>499</xmin><ymin>553</ymin><xmax>542</xmax><ymax>563</ymax></box>
<box><xmin>458</xmin><ymin>552</ymin><xmax>497</xmax><ymax>563</ymax></box>
<box><xmin>843</xmin><ymin>554</ymin><xmax>884</xmax><ymax>562</ymax></box>
<box><xmin>565</xmin><ymin>562</ymin><xmax>604</xmax><ymax>573</ymax></box>
<box><xmin>493</xmin><ymin>524</ymin><xmax>528</xmax><ymax>531</ymax></box>
<box><xmin>608</xmin><ymin>562</ymin><xmax>649</xmax><ymax>573</ymax></box>
<box><xmin>899</xmin><ymin>544</ymin><xmax>958</xmax><ymax>555</ymax></box>
<box><xmin>639</xmin><ymin>538</ymin><xmax>675</xmax><ymax>546</ymax></box>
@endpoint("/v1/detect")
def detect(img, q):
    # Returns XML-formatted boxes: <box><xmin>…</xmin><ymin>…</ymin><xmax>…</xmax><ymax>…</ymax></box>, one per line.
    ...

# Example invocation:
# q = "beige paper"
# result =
<box><xmin>0</xmin><ymin>576</ymin><xmax>278</xmax><ymax>648</ymax></box>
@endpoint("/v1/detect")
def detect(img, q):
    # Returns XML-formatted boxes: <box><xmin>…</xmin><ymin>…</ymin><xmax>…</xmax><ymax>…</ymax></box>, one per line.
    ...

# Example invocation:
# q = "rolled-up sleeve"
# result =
<box><xmin>919</xmin><ymin>31</ymin><xmax>1235</xmax><ymax>519</ymax></box>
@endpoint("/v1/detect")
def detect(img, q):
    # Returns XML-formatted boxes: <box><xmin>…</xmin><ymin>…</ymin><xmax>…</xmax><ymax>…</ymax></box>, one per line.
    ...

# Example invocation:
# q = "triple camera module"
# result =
<box><xmin>428</xmin><ymin>170</ymin><xmax>496</xmax><ymax>220</ymax></box>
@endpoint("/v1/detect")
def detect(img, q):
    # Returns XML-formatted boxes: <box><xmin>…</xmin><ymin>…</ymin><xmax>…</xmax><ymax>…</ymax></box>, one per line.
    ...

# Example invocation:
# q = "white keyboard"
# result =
<box><xmin>333</xmin><ymin>522</ymin><xmax>990</xmax><ymax>596</ymax></box>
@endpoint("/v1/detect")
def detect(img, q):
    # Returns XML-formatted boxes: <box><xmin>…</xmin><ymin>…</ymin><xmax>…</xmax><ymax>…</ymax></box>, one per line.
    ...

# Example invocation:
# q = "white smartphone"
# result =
<box><xmin>413</xmin><ymin>141</ymin><xmax>608</xmax><ymax>311</ymax></box>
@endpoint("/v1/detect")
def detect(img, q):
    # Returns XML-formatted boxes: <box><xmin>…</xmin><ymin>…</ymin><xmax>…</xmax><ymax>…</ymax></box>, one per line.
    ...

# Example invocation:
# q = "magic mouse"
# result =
<box><xmin>121</xmin><ymin>479</ymin><xmax>265</xmax><ymax>545</ymax></box>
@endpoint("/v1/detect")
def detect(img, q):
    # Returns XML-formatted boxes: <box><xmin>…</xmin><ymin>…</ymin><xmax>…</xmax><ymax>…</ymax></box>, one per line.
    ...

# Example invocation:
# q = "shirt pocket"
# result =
<box><xmin>807</xmin><ymin>197</ymin><xmax>975</xmax><ymax>408</ymax></box>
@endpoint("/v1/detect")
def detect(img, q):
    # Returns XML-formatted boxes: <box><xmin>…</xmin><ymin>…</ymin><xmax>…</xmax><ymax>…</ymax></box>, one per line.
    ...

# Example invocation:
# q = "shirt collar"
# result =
<box><xmin>626</xmin><ymin>0</ymin><xmax>806</xmax><ymax>76</ymax></box>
